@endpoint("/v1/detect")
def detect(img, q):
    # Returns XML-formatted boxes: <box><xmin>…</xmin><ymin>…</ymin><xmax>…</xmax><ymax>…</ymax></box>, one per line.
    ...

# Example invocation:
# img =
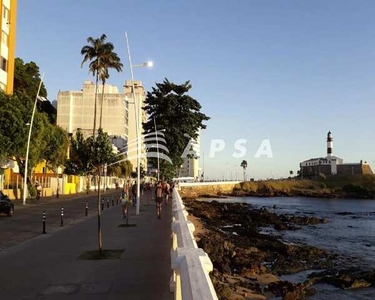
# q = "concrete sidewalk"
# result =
<box><xmin>0</xmin><ymin>191</ymin><xmax>173</xmax><ymax>300</ymax></box>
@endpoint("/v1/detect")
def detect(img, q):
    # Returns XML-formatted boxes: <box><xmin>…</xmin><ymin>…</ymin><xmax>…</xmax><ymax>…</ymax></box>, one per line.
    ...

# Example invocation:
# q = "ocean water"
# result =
<box><xmin>202</xmin><ymin>196</ymin><xmax>375</xmax><ymax>299</ymax></box>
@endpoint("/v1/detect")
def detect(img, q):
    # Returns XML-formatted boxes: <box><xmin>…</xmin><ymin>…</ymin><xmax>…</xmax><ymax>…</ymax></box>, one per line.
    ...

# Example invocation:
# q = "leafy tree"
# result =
<box><xmin>143</xmin><ymin>79</ymin><xmax>210</xmax><ymax>178</ymax></box>
<box><xmin>66</xmin><ymin>128</ymin><xmax>116</xmax><ymax>253</ymax></box>
<box><xmin>14</xmin><ymin>58</ymin><xmax>47</xmax><ymax>98</ymax></box>
<box><xmin>44</xmin><ymin>125</ymin><xmax>69</xmax><ymax>197</ymax></box>
<box><xmin>81</xmin><ymin>34</ymin><xmax>122</xmax><ymax>136</ymax></box>
<box><xmin>13</xmin><ymin>58</ymin><xmax>56</xmax><ymax>124</ymax></box>
<box><xmin>240</xmin><ymin>160</ymin><xmax>248</xmax><ymax>182</ymax></box>
<box><xmin>0</xmin><ymin>92</ymin><xmax>49</xmax><ymax>183</ymax></box>
<box><xmin>108</xmin><ymin>159</ymin><xmax>133</xmax><ymax>179</ymax></box>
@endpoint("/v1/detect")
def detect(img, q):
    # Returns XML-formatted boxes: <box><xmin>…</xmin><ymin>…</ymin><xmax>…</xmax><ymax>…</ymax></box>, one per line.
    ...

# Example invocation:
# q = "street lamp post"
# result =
<box><xmin>125</xmin><ymin>31</ymin><xmax>153</xmax><ymax>215</ymax></box>
<box><xmin>153</xmin><ymin>116</ymin><xmax>160</xmax><ymax>181</ymax></box>
<box><xmin>23</xmin><ymin>74</ymin><xmax>45</xmax><ymax>205</ymax></box>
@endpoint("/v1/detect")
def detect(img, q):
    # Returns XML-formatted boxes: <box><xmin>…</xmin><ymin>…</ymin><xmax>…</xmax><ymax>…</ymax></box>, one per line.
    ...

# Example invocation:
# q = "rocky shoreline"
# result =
<box><xmin>184</xmin><ymin>199</ymin><xmax>375</xmax><ymax>299</ymax></box>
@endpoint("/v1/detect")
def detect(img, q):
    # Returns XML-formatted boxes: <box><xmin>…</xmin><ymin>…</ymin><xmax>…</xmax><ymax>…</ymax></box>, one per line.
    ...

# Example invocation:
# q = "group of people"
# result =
<box><xmin>119</xmin><ymin>180</ymin><xmax>174</xmax><ymax>220</ymax></box>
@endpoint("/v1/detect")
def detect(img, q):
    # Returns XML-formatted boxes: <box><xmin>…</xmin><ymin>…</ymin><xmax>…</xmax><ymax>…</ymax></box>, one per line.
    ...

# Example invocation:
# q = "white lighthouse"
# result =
<box><xmin>327</xmin><ymin>131</ymin><xmax>333</xmax><ymax>157</ymax></box>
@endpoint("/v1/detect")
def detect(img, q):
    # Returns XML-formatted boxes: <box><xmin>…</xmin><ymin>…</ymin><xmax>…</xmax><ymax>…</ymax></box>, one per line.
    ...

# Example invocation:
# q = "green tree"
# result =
<box><xmin>143</xmin><ymin>79</ymin><xmax>210</xmax><ymax>177</ymax></box>
<box><xmin>44</xmin><ymin>125</ymin><xmax>69</xmax><ymax>197</ymax></box>
<box><xmin>13</xmin><ymin>58</ymin><xmax>56</xmax><ymax>124</ymax></box>
<box><xmin>66</xmin><ymin>128</ymin><xmax>116</xmax><ymax>253</ymax></box>
<box><xmin>81</xmin><ymin>34</ymin><xmax>122</xmax><ymax>135</ymax></box>
<box><xmin>0</xmin><ymin>92</ymin><xmax>49</xmax><ymax>183</ymax></box>
<box><xmin>240</xmin><ymin>160</ymin><xmax>248</xmax><ymax>182</ymax></box>
<box><xmin>14</xmin><ymin>58</ymin><xmax>47</xmax><ymax>98</ymax></box>
<box><xmin>107</xmin><ymin>158</ymin><xmax>133</xmax><ymax>179</ymax></box>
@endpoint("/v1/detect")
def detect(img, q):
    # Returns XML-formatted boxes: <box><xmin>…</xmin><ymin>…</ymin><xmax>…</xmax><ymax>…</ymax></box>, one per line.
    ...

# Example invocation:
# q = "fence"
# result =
<box><xmin>170</xmin><ymin>189</ymin><xmax>218</xmax><ymax>300</ymax></box>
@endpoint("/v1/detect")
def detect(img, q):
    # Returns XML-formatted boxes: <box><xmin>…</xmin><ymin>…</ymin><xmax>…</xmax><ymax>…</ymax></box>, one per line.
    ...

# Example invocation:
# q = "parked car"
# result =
<box><xmin>0</xmin><ymin>191</ymin><xmax>14</xmax><ymax>217</ymax></box>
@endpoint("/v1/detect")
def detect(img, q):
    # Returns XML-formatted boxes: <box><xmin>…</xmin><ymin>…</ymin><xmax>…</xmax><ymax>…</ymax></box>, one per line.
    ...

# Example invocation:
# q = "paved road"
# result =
<box><xmin>0</xmin><ymin>189</ymin><xmax>173</xmax><ymax>299</ymax></box>
<box><xmin>0</xmin><ymin>189</ymin><xmax>153</xmax><ymax>251</ymax></box>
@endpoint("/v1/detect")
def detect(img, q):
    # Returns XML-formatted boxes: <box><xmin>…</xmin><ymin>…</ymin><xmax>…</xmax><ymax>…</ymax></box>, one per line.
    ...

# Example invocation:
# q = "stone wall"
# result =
<box><xmin>178</xmin><ymin>182</ymin><xmax>240</xmax><ymax>199</ymax></box>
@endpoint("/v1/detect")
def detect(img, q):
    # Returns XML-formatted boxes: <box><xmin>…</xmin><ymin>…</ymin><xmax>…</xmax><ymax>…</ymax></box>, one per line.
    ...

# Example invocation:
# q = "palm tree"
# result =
<box><xmin>240</xmin><ymin>160</ymin><xmax>248</xmax><ymax>182</ymax></box>
<box><xmin>81</xmin><ymin>34</ymin><xmax>122</xmax><ymax>136</ymax></box>
<box><xmin>98</xmin><ymin>51</ymin><xmax>123</xmax><ymax>128</ymax></box>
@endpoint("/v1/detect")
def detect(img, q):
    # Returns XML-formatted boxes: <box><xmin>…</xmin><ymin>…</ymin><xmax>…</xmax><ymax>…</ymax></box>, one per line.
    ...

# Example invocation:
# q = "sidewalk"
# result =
<box><xmin>0</xmin><ymin>191</ymin><xmax>173</xmax><ymax>300</ymax></box>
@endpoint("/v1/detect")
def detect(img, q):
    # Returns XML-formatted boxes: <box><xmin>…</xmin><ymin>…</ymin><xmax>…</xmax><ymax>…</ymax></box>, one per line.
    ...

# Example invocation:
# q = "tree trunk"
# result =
<box><xmin>93</xmin><ymin>73</ymin><xmax>99</xmax><ymax>137</ymax></box>
<box><xmin>97</xmin><ymin>166</ymin><xmax>102</xmax><ymax>253</ymax></box>
<box><xmin>99</xmin><ymin>80</ymin><xmax>105</xmax><ymax>129</ymax></box>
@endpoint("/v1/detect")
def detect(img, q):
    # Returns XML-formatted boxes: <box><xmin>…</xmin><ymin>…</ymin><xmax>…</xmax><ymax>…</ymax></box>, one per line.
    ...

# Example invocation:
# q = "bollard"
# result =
<box><xmin>116</xmin><ymin>197</ymin><xmax>119</xmax><ymax>205</ymax></box>
<box><xmin>42</xmin><ymin>211</ymin><xmax>46</xmax><ymax>234</ymax></box>
<box><xmin>112</xmin><ymin>196</ymin><xmax>114</xmax><ymax>206</ymax></box>
<box><xmin>60</xmin><ymin>207</ymin><xmax>64</xmax><ymax>227</ymax></box>
<box><xmin>107</xmin><ymin>198</ymin><xmax>109</xmax><ymax>208</ymax></box>
<box><xmin>101</xmin><ymin>199</ymin><xmax>104</xmax><ymax>210</ymax></box>
<box><xmin>85</xmin><ymin>201</ymin><xmax>88</xmax><ymax>216</ymax></box>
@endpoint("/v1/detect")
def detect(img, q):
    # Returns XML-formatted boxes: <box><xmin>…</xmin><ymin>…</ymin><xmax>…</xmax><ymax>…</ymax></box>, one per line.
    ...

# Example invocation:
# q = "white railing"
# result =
<box><xmin>170</xmin><ymin>189</ymin><xmax>218</xmax><ymax>300</ymax></box>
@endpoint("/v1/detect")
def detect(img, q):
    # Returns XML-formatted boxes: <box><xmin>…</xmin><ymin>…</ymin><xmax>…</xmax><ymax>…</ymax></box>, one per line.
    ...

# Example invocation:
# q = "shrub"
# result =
<box><xmin>308</xmin><ymin>185</ymin><xmax>315</xmax><ymax>190</ymax></box>
<box><xmin>27</xmin><ymin>184</ymin><xmax>37</xmax><ymax>198</ymax></box>
<box><xmin>320</xmin><ymin>183</ymin><xmax>326</xmax><ymax>189</ymax></box>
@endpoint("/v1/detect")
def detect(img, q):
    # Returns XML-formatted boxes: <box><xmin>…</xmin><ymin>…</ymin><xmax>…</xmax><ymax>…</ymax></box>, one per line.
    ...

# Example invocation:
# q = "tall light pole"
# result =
<box><xmin>23</xmin><ymin>74</ymin><xmax>45</xmax><ymax>205</ymax></box>
<box><xmin>125</xmin><ymin>31</ymin><xmax>153</xmax><ymax>215</ymax></box>
<box><xmin>153</xmin><ymin>116</ymin><xmax>160</xmax><ymax>181</ymax></box>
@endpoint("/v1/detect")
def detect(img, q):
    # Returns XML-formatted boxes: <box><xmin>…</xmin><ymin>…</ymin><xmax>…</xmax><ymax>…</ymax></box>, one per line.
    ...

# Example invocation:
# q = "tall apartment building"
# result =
<box><xmin>57</xmin><ymin>80</ymin><xmax>147</xmax><ymax>171</ymax></box>
<box><xmin>0</xmin><ymin>0</ymin><xmax>17</xmax><ymax>94</ymax></box>
<box><xmin>57</xmin><ymin>81</ymin><xmax>129</xmax><ymax>151</ymax></box>
<box><xmin>123</xmin><ymin>80</ymin><xmax>147</xmax><ymax>172</ymax></box>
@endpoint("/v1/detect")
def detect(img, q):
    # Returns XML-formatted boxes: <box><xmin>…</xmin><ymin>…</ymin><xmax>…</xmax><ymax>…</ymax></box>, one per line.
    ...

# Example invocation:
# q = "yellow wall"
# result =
<box><xmin>6</xmin><ymin>0</ymin><xmax>16</xmax><ymax>94</ymax></box>
<box><xmin>0</xmin><ymin>0</ymin><xmax>17</xmax><ymax>94</ymax></box>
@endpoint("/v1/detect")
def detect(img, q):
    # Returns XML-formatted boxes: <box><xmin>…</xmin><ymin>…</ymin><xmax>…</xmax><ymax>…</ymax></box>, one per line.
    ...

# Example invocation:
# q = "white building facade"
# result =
<box><xmin>56</xmin><ymin>80</ymin><xmax>147</xmax><ymax>171</ymax></box>
<box><xmin>57</xmin><ymin>80</ymin><xmax>129</xmax><ymax>156</ymax></box>
<box><xmin>179</xmin><ymin>132</ymin><xmax>200</xmax><ymax>180</ymax></box>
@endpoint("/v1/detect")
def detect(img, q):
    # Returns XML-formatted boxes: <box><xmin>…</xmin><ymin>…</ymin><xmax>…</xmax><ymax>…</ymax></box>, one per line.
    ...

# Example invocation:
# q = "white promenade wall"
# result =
<box><xmin>171</xmin><ymin>188</ymin><xmax>218</xmax><ymax>300</ymax></box>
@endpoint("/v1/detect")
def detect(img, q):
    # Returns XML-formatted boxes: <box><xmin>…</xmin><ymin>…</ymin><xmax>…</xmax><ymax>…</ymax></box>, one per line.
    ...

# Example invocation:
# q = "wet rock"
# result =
<box><xmin>274</xmin><ymin>223</ymin><xmax>288</xmax><ymax>230</ymax></box>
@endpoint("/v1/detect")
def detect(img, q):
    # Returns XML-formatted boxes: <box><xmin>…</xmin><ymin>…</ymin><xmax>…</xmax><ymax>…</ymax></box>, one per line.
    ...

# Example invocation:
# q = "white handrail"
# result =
<box><xmin>171</xmin><ymin>189</ymin><xmax>218</xmax><ymax>300</ymax></box>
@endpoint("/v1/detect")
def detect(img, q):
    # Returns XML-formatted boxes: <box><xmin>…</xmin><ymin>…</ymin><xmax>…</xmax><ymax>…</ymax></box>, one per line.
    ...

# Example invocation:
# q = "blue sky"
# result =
<box><xmin>17</xmin><ymin>0</ymin><xmax>375</xmax><ymax>180</ymax></box>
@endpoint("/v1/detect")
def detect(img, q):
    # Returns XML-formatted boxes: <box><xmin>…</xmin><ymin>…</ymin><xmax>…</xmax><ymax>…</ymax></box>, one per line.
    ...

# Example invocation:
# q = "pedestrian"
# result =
<box><xmin>131</xmin><ymin>182</ymin><xmax>137</xmax><ymax>207</ymax></box>
<box><xmin>155</xmin><ymin>181</ymin><xmax>163</xmax><ymax>219</ymax></box>
<box><xmin>35</xmin><ymin>181</ymin><xmax>42</xmax><ymax>200</ymax></box>
<box><xmin>120</xmin><ymin>184</ymin><xmax>130</xmax><ymax>219</ymax></box>
<box><xmin>164</xmin><ymin>181</ymin><xmax>170</xmax><ymax>205</ymax></box>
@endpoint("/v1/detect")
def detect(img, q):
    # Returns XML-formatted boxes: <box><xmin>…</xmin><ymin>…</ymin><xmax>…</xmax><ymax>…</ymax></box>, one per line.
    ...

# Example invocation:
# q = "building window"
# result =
<box><xmin>1</xmin><ymin>57</ymin><xmax>7</xmax><ymax>71</ymax></box>
<box><xmin>1</xmin><ymin>31</ymin><xmax>8</xmax><ymax>46</ymax></box>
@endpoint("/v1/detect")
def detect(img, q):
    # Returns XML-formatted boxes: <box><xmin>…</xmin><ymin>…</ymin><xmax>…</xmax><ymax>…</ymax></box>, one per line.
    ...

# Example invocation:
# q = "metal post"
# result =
<box><xmin>107</xmin><ymin>198</ymin><xmax>109</xmax><ymax>208</ymax></box>
<box><xmin>85</xmin><ymin>201</ymin><xmax>88</xmax><ymax>216</ymax></box>
<box><xmin>60</xmin><ymin>207</ymin><xmax>64</xmax><ymax>227</ymax></box>
<box><xmin>125</xmin><ymin>31</ymin><xmax>140</xmax><ymax>216</ymax></box>
<box><xmin>112</xmin><ymin>196</ymin><xmax>114</xmax><ymax>206</ymax></box>
<box><xmin>23</xmin><ymin>74</ymin><xmax>45</xmax><ymax>205</ymax></box>
<box><xmin>101</xmin><ymin>199</ymin><xmax>104</xmax><ymax>210</ymax></box>
<box><xmin>154</xmin><ymin>116</ymin><xmax>160</xmax><ymax>181</ymax></box>
<box><xmin>42</xmin><ymin>211</ymin><xmax>46</xmax><ymax>234</ymax></box>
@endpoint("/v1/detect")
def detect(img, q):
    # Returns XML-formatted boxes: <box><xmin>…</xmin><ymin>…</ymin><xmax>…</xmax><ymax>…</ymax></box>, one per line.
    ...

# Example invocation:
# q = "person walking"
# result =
<box><xmin>120</xmin><ymin>183</ymin><xmax>130</xmax><ymax>219</ymax></box>
<box><xmin>131</xmin><ymin>182</ymin><xmax>137</xmax><ymax>207</ymax></box>
<box><xmin>155</xmin><ymin>182</ymin><xmax>163</xmax><ymax>219</ymax></box>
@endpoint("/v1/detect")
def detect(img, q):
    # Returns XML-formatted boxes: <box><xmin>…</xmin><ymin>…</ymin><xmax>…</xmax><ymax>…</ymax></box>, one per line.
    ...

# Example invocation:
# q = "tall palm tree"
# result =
<box><xmin>240</xmin><ymin>160</ymin><xmax>248</xmax><ymax>182</ymax></box>
<box><xmin>81</xmin><ymin>34</ymin><xmax>122</xmax><ymax>136</ymax></box>
<box><xmin>98</xmin><ymin>51</ymin><xmax>123</xmax><ymax>128</ymax></box>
